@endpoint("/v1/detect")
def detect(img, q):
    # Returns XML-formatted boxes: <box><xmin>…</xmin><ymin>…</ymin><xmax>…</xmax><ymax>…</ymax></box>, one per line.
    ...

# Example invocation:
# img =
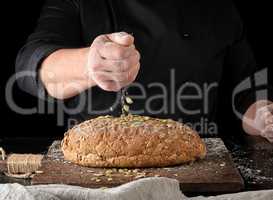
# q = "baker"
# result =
<box><xmin>16</xmin><ymin>0</ymin><xmax>273</xmax><ymax>142</ymax></box>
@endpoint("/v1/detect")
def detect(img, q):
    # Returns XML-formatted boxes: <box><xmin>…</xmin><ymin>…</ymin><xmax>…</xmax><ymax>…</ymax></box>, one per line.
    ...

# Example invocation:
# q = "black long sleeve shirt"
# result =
<box><xmin>16</xmin><ymin>0</ymin><xmax>268</xmax><ymax>135</ymax></box>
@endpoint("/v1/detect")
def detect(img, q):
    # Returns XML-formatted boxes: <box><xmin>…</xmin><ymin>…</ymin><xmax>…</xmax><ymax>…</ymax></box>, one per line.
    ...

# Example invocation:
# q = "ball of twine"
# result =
<box><xmin>7</xmin><ymin>154</ymin><xmax>44</xmax><ymax>175</ymax></box>
<box><xmin>0</xmin><ymin>147</ymin><xmax>44</xmax><ymax>179</ymax></box>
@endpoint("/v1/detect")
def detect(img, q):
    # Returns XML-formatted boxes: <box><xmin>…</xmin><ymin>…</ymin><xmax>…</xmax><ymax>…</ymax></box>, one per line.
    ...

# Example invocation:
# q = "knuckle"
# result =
<box><xmin>116</xmin><ymin>60</ymin><xmax>126</xmax><ymax>72</ymax></box>
<box><xmin>114</xmin><ymin>48</ymin><xmax>125</xmax><ymax>59</ymax></box>
<box><xmin>95</xmin><ymin>35</ymin><xmax>105</xmax><ymax>42</ymax></box>
<box><xmin>92</xmin><ymin>37</ymin><xmax>100</xmax><ymax>44</ymax></box>
<box><xmin>91</xmin><ymin>62</ymin><xmax>101</xmax><ymax>71</ymax></box>
<box><xmin>122</xmin><ymin>59</ymin><xmax>131</xmax><ymax>70</ymax></box>
<box><xmin>126</xmin><ymin>72</ymin><xmax>131</xmax><ymax>82</ymax></box>
<box><xmin>135</xmin><ymin>50</ymin><xmax>141</xmax><ymax>60</ymax></box>
<box><xmin>129</xmin><ymin>55</ymin><xmax>137</xmax><ymax>66</ymax></box>
<box><xmin>130</xmin><ymin>73</ymin><xmax>137</xmax><ymax>82</ymax></box>
<box><xmin>134</xmin><ymin>62</ymin><xmax>140</xmax><ymax>72</ymax></box>
<box><xmin>93</xmin><ymin>35</ymin><xmax>105</xmax><ymax>47</ymax></box>
<box><xmin>256</xmin><ymin>108</ymin><xmax>264</xmax><ymax>115</ymax></box>
<box><xmin>137</xmin><ymin>62</ymin><xmax>141</xmax><ymax>69</ymax></box>
<box><xmin>127</xmin><ymin>71</ymin><xmax>135</xmax><ymax>82</ymax></box>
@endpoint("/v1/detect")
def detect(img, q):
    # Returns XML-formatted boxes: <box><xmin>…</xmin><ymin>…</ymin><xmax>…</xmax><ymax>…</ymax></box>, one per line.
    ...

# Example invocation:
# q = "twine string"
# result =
<box><xmin>0</xmin><ymin>148</ymin><xmax>44</xmax><ymax>179</ymax></box>
<box><xmin>0</xmin><ymin>147</ymin><xmax>5</xmax><ymax>160</ymax></box>
<box><xmin>7</xmin><ymin>154</ymin><xmax>44</xmax><ymax>174</ymax></box>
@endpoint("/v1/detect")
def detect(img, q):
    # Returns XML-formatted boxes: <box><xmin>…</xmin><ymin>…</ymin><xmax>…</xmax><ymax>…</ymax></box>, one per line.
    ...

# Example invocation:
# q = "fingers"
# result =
<box><xmin>91</xmin><ymin>34</ymin><xmax>110</xmax><ymax>49</ymax></box>
<box><xmin>88</xmin><ymin>32</ymin><xmax>140</xmax><ymax>92</ymax></box>
<box><xmin>92</xmin><ymin>32</ymin><xmax>135</xmax><ymax>60</ymax></box>
<box><xmin>99</xmin><ymin>43</ymin><xmax>135</xmax><ymax>60</ymax></box>
<box><xmin>265</xmin><ymin>104</ymin><xmax>273</xmax><ymax>112</ymax></box>
<box><xmin>256</xmin><ymin>104</ymin><xmax>273</xmax><ymax>126</ymax></box>
<box><xmin>98</xmin><ymin>51</ymin><xmax>140</xmax><ymax>72</ymax></box>
<box><xmin>92</xmin><ymin>62</ymin><xmax>140</xmax><ymax>92</ymax></box>
<box><xmin>265</xmin><ymin>115</ymin><xmax>273</xmax><ymax>125</ymax></box>
<box><xmin>93</xmin><ymin>31</ymin><xmax>134</xmax><ymax>47</ymax></box>
<box><xmin>261</xmin><ymin>124</ymin><xmax>273</xmax><ymax>143</ymax></box>
<box><xmin>92</xmin><ymin>62</ymin><xmax>140</xmax><ymax>84</ymax></box>
<box><xmin>257</xmin><ymin>104</ymin><xmax>273</xmax><ymax>115</ymax></box>
<box><xmin>106</xmin><ymin>32</ymin><xmax>134</xmax><ymax>46</ymax></box>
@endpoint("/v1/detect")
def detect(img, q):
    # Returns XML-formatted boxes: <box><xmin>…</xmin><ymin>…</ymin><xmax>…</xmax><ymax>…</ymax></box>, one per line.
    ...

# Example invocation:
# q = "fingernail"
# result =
<box><xmin>118</xmin><ymin>32</ymin><xmax>128</xmax><ymax>37</ymax></box>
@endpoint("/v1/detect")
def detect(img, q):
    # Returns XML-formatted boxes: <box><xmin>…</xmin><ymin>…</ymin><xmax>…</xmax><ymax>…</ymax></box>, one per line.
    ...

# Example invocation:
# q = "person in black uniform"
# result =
<box><xmin>16</xmin><ymin>0</ymin><xmax>273</xmax><ymax>142</ymax></box>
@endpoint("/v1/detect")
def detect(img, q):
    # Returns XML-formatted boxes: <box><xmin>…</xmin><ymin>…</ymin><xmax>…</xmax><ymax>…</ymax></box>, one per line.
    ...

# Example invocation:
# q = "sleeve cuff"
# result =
<box><xmin>17</xmin><ymin>43</ymin><xmax>68</xmax><ymax>100</ymax></box>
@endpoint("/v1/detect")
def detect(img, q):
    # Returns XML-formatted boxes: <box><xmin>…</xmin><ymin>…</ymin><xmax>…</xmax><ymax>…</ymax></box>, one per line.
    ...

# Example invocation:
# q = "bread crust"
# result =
<box><xmin>61</xmin><ymin>115</ymin><xmax>207</xmax><ymax>168</ymax></box>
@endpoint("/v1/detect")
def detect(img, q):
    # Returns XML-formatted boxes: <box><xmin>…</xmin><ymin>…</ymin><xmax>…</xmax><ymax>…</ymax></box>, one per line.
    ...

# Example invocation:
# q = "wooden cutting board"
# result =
<box><xmin>0</xmin><ymin>138</ymin><xmax>244</xmax><ymax>193</ymax></box>
<box><xmin>30</xmin><ymin>138</ymin><xmax>244</xmax><ymax>193</ymax></box>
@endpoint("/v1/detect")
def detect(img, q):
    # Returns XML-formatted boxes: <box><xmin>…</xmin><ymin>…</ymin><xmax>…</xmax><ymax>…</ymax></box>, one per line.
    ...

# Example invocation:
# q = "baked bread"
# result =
<box><xmin>61</xmin><ymin>115</ymin><xmax>206</xmax><ymax>168</ymax></box>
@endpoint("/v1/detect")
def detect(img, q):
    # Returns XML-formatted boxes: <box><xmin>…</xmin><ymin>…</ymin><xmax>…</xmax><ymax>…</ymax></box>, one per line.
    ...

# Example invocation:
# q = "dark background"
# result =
<box><xmin>0</xmin><ymin>1</ymin><xmax>272</xmax><ymax>140</ymax></box>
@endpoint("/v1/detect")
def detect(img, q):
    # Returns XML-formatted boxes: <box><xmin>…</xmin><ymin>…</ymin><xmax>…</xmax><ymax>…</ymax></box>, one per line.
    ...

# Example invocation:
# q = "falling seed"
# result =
<box><xmin>123</xmin><ymin>105</ymin><xmax>130</xmax><ymax>112</ymax></box>
<box><xmin>96</xmin><ymin>179</ymin><xmax>101</xmax><ymax>182</ymax></box>
<box><xmin>125</xmin><ymin>97</ymin><xmax>133</xmax><ymax>104</ymax></box>
<box><xmin>35</xmin><ymin>171</ymin><xmax>44</xmax><ymax>174</ymax></box>
<box><xmin>107</xmin><ymin>178</ymin><xmax>113</xmax><ymax>181</ymax></box>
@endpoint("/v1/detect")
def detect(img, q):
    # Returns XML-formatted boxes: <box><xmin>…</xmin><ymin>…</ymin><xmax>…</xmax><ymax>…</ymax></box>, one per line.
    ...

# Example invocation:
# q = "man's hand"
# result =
<box><xmin>39</xmin><ymin>32</ymin><xmax>140</xmax><ymax>99</ymax></box>
<box><xmin>86</xmin><ymin>32</ymin><xmax>141</xmax><ymax>92</ymax></box>
<box><xmin>243</xmin><ymin>100</ymin><xmax>273</xmax><ymax>143</ymax></box>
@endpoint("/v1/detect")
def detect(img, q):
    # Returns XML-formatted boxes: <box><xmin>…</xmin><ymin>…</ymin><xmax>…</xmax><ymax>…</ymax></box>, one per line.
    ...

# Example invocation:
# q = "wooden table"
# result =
<box><xmin>1</xmin><ymin>136</ymin><xmax>272</xmax><ymax>195</ymax></box>
<box><xmin>1</xmin><ymin>138</ymin><xmax>244</xmax><ymax>194</ymax></box>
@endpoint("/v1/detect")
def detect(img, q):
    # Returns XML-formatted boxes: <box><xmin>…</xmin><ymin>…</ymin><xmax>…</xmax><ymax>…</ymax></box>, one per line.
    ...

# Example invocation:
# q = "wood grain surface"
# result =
<box><xmin>25</xmin><ymin>138</ymin><xmax>243</xmax><ymax>193</ymax></box>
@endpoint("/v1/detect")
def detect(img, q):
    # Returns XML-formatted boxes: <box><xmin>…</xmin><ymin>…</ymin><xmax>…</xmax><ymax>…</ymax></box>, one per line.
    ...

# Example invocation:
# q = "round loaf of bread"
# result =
<box><xmin>61</xmin><ymin>115</ymin><xmax>206</xmax><ymax>168</ymax></box>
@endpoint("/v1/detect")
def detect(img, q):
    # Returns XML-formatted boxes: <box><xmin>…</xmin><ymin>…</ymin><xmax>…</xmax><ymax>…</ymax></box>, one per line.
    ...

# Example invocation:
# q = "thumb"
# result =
<box><xmin>107</xmin><ymin>32</ymin><xmax>134</xmax><ymax>46</ymax></box>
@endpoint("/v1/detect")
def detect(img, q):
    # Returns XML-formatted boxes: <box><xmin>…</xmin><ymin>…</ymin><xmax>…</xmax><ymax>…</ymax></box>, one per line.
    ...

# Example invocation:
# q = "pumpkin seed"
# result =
<box><xmin>125</xmin><ymin>97</ymin><xmax>133</xmax><ymax>104</ymax></box>
<box><xmin>123</xmin><ymin>105</ymin><xmax>130</xmax><ymax>113</ymax></box>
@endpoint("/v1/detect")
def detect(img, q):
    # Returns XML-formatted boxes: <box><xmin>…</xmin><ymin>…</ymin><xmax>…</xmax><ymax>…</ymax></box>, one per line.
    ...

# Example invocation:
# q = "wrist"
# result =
<box><xmin>77</xmin><ymin>47</ymin><xmax>97</xmax><ymax>88</ymax></box>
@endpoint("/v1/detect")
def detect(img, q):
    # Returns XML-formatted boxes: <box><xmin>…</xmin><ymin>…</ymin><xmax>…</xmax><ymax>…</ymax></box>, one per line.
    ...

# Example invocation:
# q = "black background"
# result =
<box><xmin>0</xmin><ymin>1</ymin><xmax>272</xmax><ymax>139</ymax></box>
